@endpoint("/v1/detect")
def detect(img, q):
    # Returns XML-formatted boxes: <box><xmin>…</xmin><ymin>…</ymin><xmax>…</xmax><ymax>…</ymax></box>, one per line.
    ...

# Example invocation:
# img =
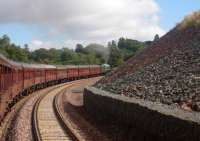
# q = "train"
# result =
<box><xmin>0</xmin><ymin>54</ymin><xmax>106</xmax><ymax>123</ymax></box>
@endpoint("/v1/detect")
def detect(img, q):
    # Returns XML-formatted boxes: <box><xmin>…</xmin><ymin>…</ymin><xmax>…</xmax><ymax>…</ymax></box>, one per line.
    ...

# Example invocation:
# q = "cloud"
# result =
<box><xmin>0</xmin><ymin>0</ymin><xmax>165</xmax><ymax>48</ymax></box>
<box><xmin>29</xmin><ymin>40</ymin><xmax>62</xmax><ymax>51</ymax></box>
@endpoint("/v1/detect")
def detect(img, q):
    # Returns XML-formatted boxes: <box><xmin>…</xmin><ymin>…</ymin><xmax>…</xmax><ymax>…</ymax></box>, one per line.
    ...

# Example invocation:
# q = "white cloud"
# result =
<box><xmin>0</xmin><ymin>0</ymin><xmax>165</xmax><ymax>49</ymax></box>
<box><xmin>29</xmin><ymin>40</ymin><xmax>62</xmax><ymax>51</ymax></box>
<box><xmin>31</xmin><ymin>40</ymin><xmax>43</xmax><ymax>47</ymax></box>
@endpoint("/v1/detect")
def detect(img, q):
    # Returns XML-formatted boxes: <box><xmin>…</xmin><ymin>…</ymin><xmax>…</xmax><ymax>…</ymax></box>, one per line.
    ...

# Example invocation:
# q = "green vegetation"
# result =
<box><xmin>0</xmin><ymin>35</ymin><xmax>149</xmax><ymax>66</ymax></box>
<box><xmin>0</xmin><ymin>35</ymin><xmax>106</xmax><ymax>65</ymax></box>
<box><xmin>108</xmin><ymin>41</ymin><xmax>123</xmax><ymax>68</ymax></box>
<box><xmin>0</xmin><ymin>35</ymin><xmax>29</xmax><ymax>62</ymax></box>
<box><xmin>118</xmin><ymin>37</ymin><xmax>145</xmax><ymax>60</ymax></box>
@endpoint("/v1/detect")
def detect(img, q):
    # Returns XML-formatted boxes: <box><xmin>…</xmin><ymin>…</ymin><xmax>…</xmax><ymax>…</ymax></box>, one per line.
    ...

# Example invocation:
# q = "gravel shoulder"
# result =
<box><xmin>59</xmin><ymin>77</ymin><xmax>110</xmax><ymax>141</ymax></box>
<box><xmin>1</xmin><ymin>84</ymin><xmax>64</xmax><ymax>141</ymax></box>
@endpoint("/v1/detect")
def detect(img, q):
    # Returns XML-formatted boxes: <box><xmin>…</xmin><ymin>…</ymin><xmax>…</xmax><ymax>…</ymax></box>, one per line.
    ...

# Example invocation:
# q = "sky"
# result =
<box><xmin>0</xmin><ymin>0</ymin><xmax>199</xmax><ymax>50</ymax></box>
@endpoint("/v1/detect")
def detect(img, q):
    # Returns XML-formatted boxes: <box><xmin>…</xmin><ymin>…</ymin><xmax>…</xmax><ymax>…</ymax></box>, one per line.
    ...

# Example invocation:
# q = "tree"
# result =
<box><xmin>75</xmin><ymin>44</ymin><xmax>85</xmax><ymax>53</ymax></box>
<box><xmin>0</xmin><ymin>34</ymin><xmax>146</xmax><ymax>65</ymax></box>
<box><xmin>31</xmin><ymin>48</ymin><xmax>50</xmax><ymax>63</ymax></box>
<box><xmin>108</xmin><ymin>41</ymin><xmax>123</xmax><ymax>68</ymax></box>
<box><xmin>118</xmin><ymin>37</ymin><xmax>145</xmax><ymax>60</ymax></box>
<box><xmin>48</xmin><ymin>48</ymin><xmax>62</xmax><ymax>64</ymax></box>
<box><xmin>154</xmin><ymin>34</ymin><xmax>160</xmax><ymax>42</ymax></box>
<box><xmin>6</xmin><ymin>44</ymin><xmax>29</xmax><ymax>62</ymax></box>
<box><xmin>24</xmin><ymin>44</ymin><xmax>32</xmax><ymax>61</ymax></box>
<box><xmin>60</xmin><ymin>48</ymin><xmax>74</xmax><ymax>64</ymax></box>
<box><xmin>2</xmin><ymin>34</ymin><xmax>10</xmax><ymax>46</ymax></box>
<box><xmin>0</xmin><ymin>35</ymin><xmax>10</xmax><ymax>57</ymax></box>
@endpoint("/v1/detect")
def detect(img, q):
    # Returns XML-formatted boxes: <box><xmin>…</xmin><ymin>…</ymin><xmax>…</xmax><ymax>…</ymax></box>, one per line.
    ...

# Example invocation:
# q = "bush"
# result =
<box><xmin>178</xmin><ymin>10</ymin><xmax>200</xmax><ymax>29</ymax></box>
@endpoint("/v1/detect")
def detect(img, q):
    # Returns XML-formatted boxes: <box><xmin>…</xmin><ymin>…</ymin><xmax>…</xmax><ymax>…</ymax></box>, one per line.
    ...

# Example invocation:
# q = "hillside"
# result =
<box><xmin>95</xmin><ymin>11</ymin><xmax>200</xmax><ymax>112</ymax></box>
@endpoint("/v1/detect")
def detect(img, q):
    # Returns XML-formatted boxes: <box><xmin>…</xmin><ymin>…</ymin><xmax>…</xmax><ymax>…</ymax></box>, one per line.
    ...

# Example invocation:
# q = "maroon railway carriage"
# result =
<box><xmin>0</xmin><ymin>54</ymin><xmax>102</xmax><ymax>122</ymax></box>
<box><xmin>56</xmin><ymin>65</ymin><xmax>101</xmax><ymax>80</ymax></box>
<box><xmin>0</xmin><ymin>55</ymin><xmax>13</xmax><ymax>121</ymax></box>
<box><xmin>90</xmin><ymin>65</ymin><xmax>101</xmax><ymax>76</ymax></box>
<box><xmin>79</xmin><ymin>65</ymin><xmax>90</xmax><ymax>78</ymax></box>
<box><xmin>9</xmin><ymin>61</ymin><xmax>23</xmax><ymax>99</ymax></box>
<box><xmin>56</xmin><ymin>65</ymin><xmax>68</xmax><ymax>81</ymax></box>
<box><xmin>67</xmin><ymin>65</ymin><xmax>79</xmax><ymax>80</ymax></box>
<box><xmin>34</xmin><ymin>66</ymin><xmax>46</xmax><ymax>86</ymax></box>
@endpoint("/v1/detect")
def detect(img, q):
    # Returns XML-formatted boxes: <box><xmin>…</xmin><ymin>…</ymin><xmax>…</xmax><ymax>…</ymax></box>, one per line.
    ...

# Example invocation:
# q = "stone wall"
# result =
<box><xmin>84</xmin><ymin>87</ymin><xmax>200</xmax><ymax>141</ymax></box>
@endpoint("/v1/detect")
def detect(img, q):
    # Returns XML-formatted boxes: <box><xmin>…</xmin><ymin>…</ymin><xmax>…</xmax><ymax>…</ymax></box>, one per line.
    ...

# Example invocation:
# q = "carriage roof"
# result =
<box><xmin>56</xmin><ymin>65</ymin><xmax>100</xmax><ymax>69</ymax></box>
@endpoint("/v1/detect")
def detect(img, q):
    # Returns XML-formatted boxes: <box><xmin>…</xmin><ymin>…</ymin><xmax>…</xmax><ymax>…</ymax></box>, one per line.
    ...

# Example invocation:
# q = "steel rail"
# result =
<box><xmin>32</xmin><ymin>82</ymin><xmax>79</xmax><ymax>141</ymax></box>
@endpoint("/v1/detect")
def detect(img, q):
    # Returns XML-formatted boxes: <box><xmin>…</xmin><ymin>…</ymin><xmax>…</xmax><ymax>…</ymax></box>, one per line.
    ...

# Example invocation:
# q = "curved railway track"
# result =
<box><xmin>32</xmin><ymin>82</ymin><xmax>80</xmax><ymax>141</ymax></box>
<box><xmin>1</xmin><ymin>78</ymin><xmax>104</xmax><ymax>141</ymax></box>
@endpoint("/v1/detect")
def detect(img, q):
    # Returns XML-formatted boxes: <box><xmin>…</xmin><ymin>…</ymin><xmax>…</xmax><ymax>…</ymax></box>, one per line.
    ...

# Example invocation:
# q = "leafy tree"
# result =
<box><xmin>0</xmin><ymin>35</ymin><xmax>30</xmax><ymax>62</ymax></box>
<box><xmin>60</xmin><ymin>48</ymin><xmax>75</xmax><ymax>64</ymax></box>
<box><xmin>154</xmin><ymin>34</ymin><xmax>160</xmax><ymax>42</ymax></box>
<box><xmin>31</xmin><ymin>48</ymin><xmax>50</xmax><ymax>63</ymax></box>
<box><xmin>24</xmin><ymin>44</ymin><xmax>32</xmax><ymax>61</ymax></box>
<box><xmin>2</xmin><ymin>35</ymin><xmax>10</xmax><ymax>46</ymax></box>
<box><xmin>108</xmin><ymin>40</ymin><xmax>123</xmax><ymax>68</ymax></box>
<box><xmin>6</xmin><ymin>44</ymin><xmax>29</xmax><ymax>62</ymax></box>
<box><xmin>118</xmin><ymin>37</ymin><xmax>145</xmax><ymax>60</ymax></box>
<box><xmin>75</xmin><ymin>44</ymin><xmax>85</xmax><ymax>53</ymax></box>
<box><xmin>0</xmin><ymin>35</ymin><xmax>148</xmax><ymax>66</ymax></box>
<box><xmin>48</xmin><ymin>48</ymin><xmax>62</xmax><ymax>64</ymax></box>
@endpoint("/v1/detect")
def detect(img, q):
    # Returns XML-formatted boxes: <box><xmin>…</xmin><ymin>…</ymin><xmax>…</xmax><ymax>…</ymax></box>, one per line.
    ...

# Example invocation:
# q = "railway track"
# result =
<box><xmin>32</xmin><ymin>82</ymin><xmax>79</xmax><ymax>141</ymax></box>
<box><xmin>1</xmin><ymin>84</ymin><xmax>67</xmax><ymax>141</ymax></box>
<box><xmin>2</xmin><ymin>78</ymin><xmax>104</xmax><ymax>141</ymax></box>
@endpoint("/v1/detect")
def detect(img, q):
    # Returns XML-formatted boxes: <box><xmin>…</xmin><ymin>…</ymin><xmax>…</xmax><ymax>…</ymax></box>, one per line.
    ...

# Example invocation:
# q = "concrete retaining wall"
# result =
<box><xmin>84</xmin><ymin>87</ymin><xmax>200</xmax><ymax>141</ymax></box>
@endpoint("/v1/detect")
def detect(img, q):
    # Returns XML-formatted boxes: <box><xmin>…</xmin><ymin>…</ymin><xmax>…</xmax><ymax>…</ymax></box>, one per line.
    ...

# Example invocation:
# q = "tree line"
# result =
<box><xmin>0</xmin><ymin>35</ymin><xmax>158</xmax><ymax>67</ymax></box>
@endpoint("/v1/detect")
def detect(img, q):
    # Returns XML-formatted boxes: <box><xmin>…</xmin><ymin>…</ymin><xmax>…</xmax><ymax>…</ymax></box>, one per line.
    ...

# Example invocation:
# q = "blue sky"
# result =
<box><xmin>0</xmin><ymin>24</ymin><xmax>39</xmax><ymax>45</ymax></box>
<box><xmin>0</xmin><ymin>0</ymin><xmax>199</xmax><ymax>49</ymax></box>
<box><xmin>156</xmin><ymin>0</ymin><xmax>200</xmax><ymax>30</ymax></box>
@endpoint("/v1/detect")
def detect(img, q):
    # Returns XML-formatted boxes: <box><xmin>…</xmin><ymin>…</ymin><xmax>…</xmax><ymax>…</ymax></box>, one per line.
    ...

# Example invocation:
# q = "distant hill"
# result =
<box><xmin>96</xmin><ymin>10</ymin><xmax>200</xmax><ymax>111</ymax></box>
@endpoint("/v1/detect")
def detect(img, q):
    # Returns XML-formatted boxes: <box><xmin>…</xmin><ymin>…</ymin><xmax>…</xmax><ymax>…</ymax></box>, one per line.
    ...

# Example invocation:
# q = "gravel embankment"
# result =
<box><xmin>96</xmin><ymin>41</ymin><xmax>200</xmax><ymax>112</ymax></box>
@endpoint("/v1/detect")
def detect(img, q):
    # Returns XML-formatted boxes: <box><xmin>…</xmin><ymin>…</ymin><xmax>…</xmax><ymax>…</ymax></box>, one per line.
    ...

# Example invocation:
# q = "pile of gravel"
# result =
<box><xmin>95</xmin><ymin>40</ymin><xmax>200</xmax><ymax>112</ymax></box>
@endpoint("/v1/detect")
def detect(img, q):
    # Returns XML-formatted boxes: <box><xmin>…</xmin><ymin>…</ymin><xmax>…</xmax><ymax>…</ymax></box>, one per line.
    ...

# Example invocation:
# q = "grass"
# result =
<box><xmin>177</xmin><ymin>10</ymin><xmax>200</xmax><ymax>29</ymax></box>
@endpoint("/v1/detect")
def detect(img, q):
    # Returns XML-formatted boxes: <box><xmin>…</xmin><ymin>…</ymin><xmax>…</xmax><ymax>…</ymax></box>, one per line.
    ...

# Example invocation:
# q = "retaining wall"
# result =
<box><xmin>84</xmin><ymin>87</ymin><xmax>200</xmax><ymax>141</ymax></box>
